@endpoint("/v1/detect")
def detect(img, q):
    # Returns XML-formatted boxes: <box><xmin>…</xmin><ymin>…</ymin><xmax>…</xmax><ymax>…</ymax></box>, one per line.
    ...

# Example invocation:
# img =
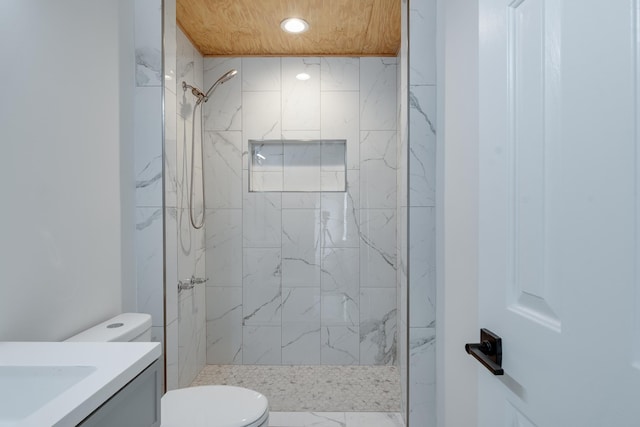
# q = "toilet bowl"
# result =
<box><xmin>66</xmin><ymin>313</ymin><xmax>269</xmax><ymax>427</ymax></box>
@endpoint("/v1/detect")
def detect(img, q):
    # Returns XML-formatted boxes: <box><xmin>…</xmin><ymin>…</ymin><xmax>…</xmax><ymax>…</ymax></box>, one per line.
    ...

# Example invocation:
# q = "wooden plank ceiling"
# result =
<box><xmin>177</xmin><ymin>0</ymin><xmax>401</xmax><ymax>57</ymax></box>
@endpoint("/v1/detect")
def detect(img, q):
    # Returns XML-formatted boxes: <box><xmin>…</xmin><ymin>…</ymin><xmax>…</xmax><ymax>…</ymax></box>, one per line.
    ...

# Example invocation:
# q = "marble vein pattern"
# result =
<box><xmin>282</xmin><ymin>209</ymin><xmax>321</xmax><ymax>286</ymax></box>
<box><xmin>135</xmin><ymin>208</ymin><xmax>164</xmax><ymax>326</ymax></box>
<box><xmin>204</xmin><ymin>57</ymin><xmax>243</xmax><ymax>131</ymax></box>
<box><xmin>242</xmin><ymin>248</ymin><xmax>282</xmax><ymax>326</ymax></box>
<box><xmin>409</xmin><ymin>207</ymin><xmax>436</xmax><ymax>328</ymax></box>
<box><xmin>360</xmin><ymin>58</ymin><xmax>397</xmax><ymax>131</ymax></box>
<box><xmin>135</xmin><ymin>88</ymin><xmax>163</xmax><ymax>207</ymax></box>
<box><xmin>282</xmin><ymin>57</ymin><xmax>321</xmax><ymax>131</ymax></box>
<box><xmin>321</xmin><ymin>248</ymin><xmax>359</xmax><ymax>326</ymax></box>
<box><xmin>201</xmin><ymin>56</ymin><xmax>397</xmax><ymax>366</ymax></box>
<box><xmin>269</xmin><ymin>412</ymin><xmax>405</xmax><ymax>427</ymax></box>
<box><xmin>204</xmin><ymin>131</ymin><xmax>243</xmax><ymax>209</ymax></box>
<box><xmin>409</xmin><ymin>0</ymin><xmax>437</xmax><ymax>86</ymax></box>
<box><xmin>206</xmin><ymin>287</ymin><xmax>243</xmax><ymax>364</ymax></box>
<box><xmin>205</xmin><ymin>209</ymin><xmax>242</xmax><ymax>285</ymax></box>
<box><xmin>360</xmin><ymin>131</ymin><xmax>397</xmax><ymax>209</ymax></box>
<box><xmin>409</xmin><ymin>327</ymin><xmax>436</xmax><ymax>426</ymax></box>
<box><xmin>359</xmin><ymin>288</ymin><xmax>397</xmax><ymax>365</ymax></box>
<box><xmin>190</xmin><ymin>365</ymin><xmax>401</xmax><ymax>412</ymax></box>
<box><xmin>243</xmin><ymin>325</ymin><xmax>282</xmax><ymax>364</ymax></box>
<box><xmin>409</xmin><ymin>85</ymin><xmax>436</xmax><ymax>207</ymax></box>
<box><xmin>134</xmin><ymin>0</ymin><xmax>162</xmax><ymax>86</ymax></box>
<box><xmin>321</xmin><ymin>170</ymin><xmax>360</xmax><ymax>248</ymax></box>
<box><xmin>359</xmin><ymin>209</ymin><xmax>397</xmax><ymax>288</ymax></box>
<box><xmin>321</xmin><ymin>326</ymin><xmax>359</xmax><ymax>365</ymax></box>
<box><xmin>321</xmin><ymin>57</ymin><xmax>360</xmax><ymax>92</ymax></box>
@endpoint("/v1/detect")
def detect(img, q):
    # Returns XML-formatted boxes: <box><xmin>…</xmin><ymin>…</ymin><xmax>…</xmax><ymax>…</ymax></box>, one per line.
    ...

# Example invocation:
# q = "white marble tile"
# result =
<box><xmin>282</xmin><ymin>323</ymin><xmax>321</xmax><ymax>365</ymax></box>
<box><xmin>359</xmin><ymin>288</ymin><xmax>397</xmax><ymax>365</ymax></box>
<box><xmin>203</xmin><ymin>57</ymin><xmax>242</xmax><ymax>131</ymax></box>
<box><xmin>409</xmin><ymin>207</ymin><xmax>436</xmax><ymax>328</ymax></box>
<box><xmin>165</xmin><ymin>207</ymin><xmax>179</xmax><ymax>325</ymax></box>
<box><xmin>321</xmin><ymin>170</ymin><xmax>360</xmax><ymax>248</ymax></box>
<box><xmin>135</xmin><ymin>87</ymin><xmax>163</xmax><ymax>207</ymax></box>
<box><xmin>242</xmin><ymin>91</ymin><xmax>282</xmax><ymax>168</ymax></box>
<box><xmin>282</xmin><ymin>57</ymin><xmax>321</xmax><ymax>131</ymax></box>
<box><xmin>243</xmin><ymin>248</ymin><xmax>282</xmax><ymax>326</ymax></box>
<box><xmin>282</xmin><ymin>209</ymin><xmax>321</xmax><ymax>286</ymax></box>
<box><xmin>205</xmin><ymin>209</ymin><xmax>242</xmax><ymax>285</ymax></box>
<box><xmin>283</xmin><ymin>142</ymin><xmax>322</xmax><ymax>191</ymax></box>
<box><xmin>134</xmin><ymin>0</ymin><xmax>162</xmax><ymax>86</ymax></box>
<box><xmin>409</xmin><ymin>327</ymin><xmax>436</xmax><ymax>427</ymax></box>
<box><xmin>360</xmin><ymin>131</ymin><xmax>397</xmax><ymax>209</ymax></box>
<box><xmin>175</xmin><ymin>113</ymin><xmax>192</xmax><ymax>211</ymax></box>
<box><xmin>360</xmin><ymin>57</ymin><xmax>397</xmax><ymax>131</ymax></box>
<box><xmin>251</xmin><ymin>171</ymin><xmax>284</xmax><ymax>192</ymax></box>
<box><xmin>135</xmin><ymin>207</ymin><xmax>164</xmax><ymax>326</ymax></box>
<box><xmin>359</xmin><ymin>209</ymin><xmax>397</xmax><ymax>288</ymax></box>
<box><xmin>242</xmin><ymin>57</ymin><xmax>281</xmax><ymax>91</ymax></box>
<box><xmin>177</xmin><ymin>208</ymin><xmax>203</xmax><ymax>301</ymax></box>
<box><xmin>193</xmin><ymin>46</ymin><xmax>204</xmax><ymax>93</ymax></box>
<box><xmin>321</xmin><ymin>248</ymin><xmax>359</xmax><ymax>326</ymax></box>
<box><xmin>178</xmin><ymin>283</ymin><xmax>207</xmax><ymax>387</ymax></box>
<box><xmin>321</xmin><ymin>91</ymin><xmax>360</xmax><ymax>170</ymax></box>
<box><xmin>409</xmin><ymin>0</ymin><xmax>437</xmax><ymax>86</ymax></box>
<box><xmin>243</xmin><ymin>325</ymin><xmax>282</xmax><ymax>364</ymax></box>
<box><xmin>177</xmin><ymin>29</ymin><xmax>196</xmax><ymax>118</ymax></box>
<box><xmin>206</xmin><ymin>287</ymin><xmax>243</xmax><ymax>364</ymax></box>
<box><xmin>282</xmin><ymin>287</ymin><xmax>321</xmax><ymax>323</ymax></box>
<box><xmin>243</xmin><ymin>171</ymin><xmax>282</xmax><ymax>247</ymax></box>
<box><xmin>204</xmin><ymin>131</ymin><xmax>242</xmax><ymax>209</ymax></box>
<box><xmin>164</xmin><ymin>86</ymin><xmax>178</xmax><ymax>208</ymax></box>
<box><xmin>321</xmin><ymin>57</ymin><xmax>359</xmax><ymax>92</ymax></box>
<box><xmin>269</xmin><ymin>412</ymin><xmax>346</xmax><ymax>427</ymax></box>
<box><xmin>163</xmin><ymin>0</ymin><xmax>176</xmax><ymax>93</ymax></box>
<box><xmin>321</xmin><ymin>326</ymin><xmax>359</xmax><ymax>365</ymax></box>
<box><xmin>345</xmin><ymin>412</ymin><xmax>405</xmax><ymax>427</ymax></box>
<box><xmin>282</xmin><ymin>192</ymin><xmax>322</xmax><ymax>209</ymax></box>
<box><xmin>409</xmin><ymin>85</ymin><xmax>436</xmax><ymax>207</ymax></box>
<box><xmin>165</xmin><ymin>318</ymin><xmax>179</xmax><ymax>390</ymax></box>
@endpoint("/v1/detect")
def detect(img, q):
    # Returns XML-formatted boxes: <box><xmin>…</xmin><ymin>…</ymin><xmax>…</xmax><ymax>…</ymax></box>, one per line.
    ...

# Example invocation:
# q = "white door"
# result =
<box><xmin>477</xmin><ymin>0</ymin><xmax>640</xmax><ymax>425</ymax></box>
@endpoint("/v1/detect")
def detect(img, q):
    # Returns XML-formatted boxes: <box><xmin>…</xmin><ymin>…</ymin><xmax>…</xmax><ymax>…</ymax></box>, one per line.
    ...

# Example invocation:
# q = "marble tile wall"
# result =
<box><xmin>203</xmin><ymin>57</ymin><xmax>397</xmax><ymax>366</ymax></box>
<box><xmin>133</xmin><ymin>0</ymin><xmax>165</xmax><ymax>386</ymax></box>
<box><xmin>407</xmin><ymin>0</ymin><xmax>438</xmax><ymax>425</ymax></box>
<box><xmin>166</xmin><ymin>27</ymin><xmax>208</xmax><ymax>388</ymax></box>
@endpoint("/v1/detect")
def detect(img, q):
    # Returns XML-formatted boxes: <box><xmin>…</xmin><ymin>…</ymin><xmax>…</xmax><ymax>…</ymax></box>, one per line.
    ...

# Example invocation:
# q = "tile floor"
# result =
<box><xmin>191</xmin><ymin>365</ymin><xmax>402</xmax><ymax>412</ymax></box>
<box><xmin>269</xmin><ymin>411</ymin><xmax>404</xmax><ymax>427</ymax></box>
<box><xmin>190</xmin><ymin>365</ymin><xmax>405</xmax><ymax>425</ymax></box>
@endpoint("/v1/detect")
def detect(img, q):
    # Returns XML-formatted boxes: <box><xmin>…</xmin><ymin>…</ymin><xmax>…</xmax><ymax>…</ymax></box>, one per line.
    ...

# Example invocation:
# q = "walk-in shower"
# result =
<box><xmin>181</xmin><ymin>69</ymin><xmax>238</xmax><ymax>229</ymax></box>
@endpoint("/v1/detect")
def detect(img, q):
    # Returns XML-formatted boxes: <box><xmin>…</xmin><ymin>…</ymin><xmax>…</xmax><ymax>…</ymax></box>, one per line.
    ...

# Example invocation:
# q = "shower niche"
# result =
<box><xmin>249</xmin><ymin>139</ymin><xmax>347</xmax><ymax>192</ymax></box>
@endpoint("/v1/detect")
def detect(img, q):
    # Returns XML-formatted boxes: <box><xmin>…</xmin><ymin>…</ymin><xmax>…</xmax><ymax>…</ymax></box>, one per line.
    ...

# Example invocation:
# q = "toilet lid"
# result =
<box><xmin>161</xmin><ymin>385</ymin><xmax>269</xmax><ymax>427</ymax></box>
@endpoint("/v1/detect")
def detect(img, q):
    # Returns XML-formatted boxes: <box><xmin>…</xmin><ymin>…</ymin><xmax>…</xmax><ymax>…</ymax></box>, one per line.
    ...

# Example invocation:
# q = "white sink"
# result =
<box><xmin>0</xmin><ymin>366</ymin><xmax>96</xmax><ymax>421</ymax></box>
<box><xmin>0</xmin><ymin>342</ymin><xmax>161</xmax><ymax>427</ymax></box>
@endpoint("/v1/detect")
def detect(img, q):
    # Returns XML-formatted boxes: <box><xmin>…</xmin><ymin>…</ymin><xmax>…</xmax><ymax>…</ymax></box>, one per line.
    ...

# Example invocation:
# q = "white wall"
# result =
<box><xmin>0</xmin><ymin>0</ymin><xmax>135</xmax><ymax>341</ymax></box>
<box><xmin>436</xmin><ymin>0</ymin><xmax>479</xmax><ymax>425</ymax></box>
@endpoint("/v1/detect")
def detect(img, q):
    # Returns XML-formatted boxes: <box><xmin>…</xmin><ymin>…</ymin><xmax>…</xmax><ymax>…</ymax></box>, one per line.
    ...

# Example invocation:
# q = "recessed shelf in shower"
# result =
<box><xmin>249</xmin><ymin>139</ymin><xmax>347</xmax><ymax>192</ymax></box>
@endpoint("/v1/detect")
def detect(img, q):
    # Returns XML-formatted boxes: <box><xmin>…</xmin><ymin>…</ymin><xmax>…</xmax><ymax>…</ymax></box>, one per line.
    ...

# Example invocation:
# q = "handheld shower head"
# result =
<box><xmin>202</xmin><ymin>69</ymin><xmax>238</xmax><ymax>102</ymax></box>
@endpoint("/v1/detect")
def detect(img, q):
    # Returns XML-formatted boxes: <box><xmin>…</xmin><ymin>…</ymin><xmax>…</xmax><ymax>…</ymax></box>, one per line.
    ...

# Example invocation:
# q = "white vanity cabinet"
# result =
<box><xmin>79</xmin><ymin>359</ymin><xmax>161</xmax><ymax>427</ymax></box>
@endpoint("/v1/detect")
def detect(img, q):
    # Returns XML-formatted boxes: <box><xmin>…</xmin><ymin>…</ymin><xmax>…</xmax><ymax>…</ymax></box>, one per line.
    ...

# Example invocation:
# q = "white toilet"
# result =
<box><xmin>66</xmin><ymin>313</ymin><xmax>269</xmax><ymax>427</ymax></box>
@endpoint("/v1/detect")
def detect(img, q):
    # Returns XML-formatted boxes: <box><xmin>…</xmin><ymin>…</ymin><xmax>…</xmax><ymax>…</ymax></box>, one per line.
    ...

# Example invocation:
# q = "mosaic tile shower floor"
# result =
<box><xmin>190</xmin><ymin>365</ymin><xmax>402</xmax><ymax>412</ymax></box>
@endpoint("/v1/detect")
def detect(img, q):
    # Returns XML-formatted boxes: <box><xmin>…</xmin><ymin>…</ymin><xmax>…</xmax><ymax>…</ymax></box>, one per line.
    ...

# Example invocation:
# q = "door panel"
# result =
<box><xmin>478</xmin><ymin>0</ymin><xmax>640</xmax><ymax>425</ymax></box>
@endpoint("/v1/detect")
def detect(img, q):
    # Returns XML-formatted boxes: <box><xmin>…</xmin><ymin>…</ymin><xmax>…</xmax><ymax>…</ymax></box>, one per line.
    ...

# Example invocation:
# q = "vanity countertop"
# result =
<box><xmin>0</xmin><ymin>341</ymin><xmax>161</xmax><ymax>427</ymax></box>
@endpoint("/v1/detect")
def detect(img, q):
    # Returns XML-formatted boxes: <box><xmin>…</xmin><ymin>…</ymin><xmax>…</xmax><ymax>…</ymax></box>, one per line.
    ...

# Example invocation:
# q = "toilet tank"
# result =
<box><xmin>65</xmin><ymin>313</ymin><xmax>152</xmax><ymax>342</ymax></box>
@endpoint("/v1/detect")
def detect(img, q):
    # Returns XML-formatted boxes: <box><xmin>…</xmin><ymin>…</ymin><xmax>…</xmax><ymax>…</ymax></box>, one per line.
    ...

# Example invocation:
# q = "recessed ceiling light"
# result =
<box><xmin>281</xmin><ymin>18</ymin><xmax>309</xmax><ymax>34</ymax></box>
<box><xmin>296</xmin><ymin>73</ymin><xmax>311</xmax><ymax>81</ymax></box>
